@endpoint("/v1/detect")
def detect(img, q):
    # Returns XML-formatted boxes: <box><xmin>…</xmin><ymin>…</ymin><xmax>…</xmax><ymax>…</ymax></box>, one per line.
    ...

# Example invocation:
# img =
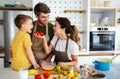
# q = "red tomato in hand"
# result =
<box><xmin>34</xmin><ymin>32</ymin><xmax>44</xmax><ymax>36</ymax></box>
<box><xmin>34</xmin><ymin>32</ymin><xmax>39</xmax><ymax>36</ymax></box>
<box><xmin>43</xmin><ymin>72</ymin><xmax>50</xmax><ymax>78</ymax></box>
<box><xmin>35</xmin><ymin>74</ymin><xmax>42</xmax><ymax>79</ymax></box>
<box><xmin>39</xmin><ymin>32</ymin><xmax>44</xmax><ymax>36</ymax></box>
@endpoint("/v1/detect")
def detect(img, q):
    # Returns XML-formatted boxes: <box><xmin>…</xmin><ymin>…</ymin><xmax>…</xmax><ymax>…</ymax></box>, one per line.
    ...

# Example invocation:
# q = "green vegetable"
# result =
<box><xmin>63</xmin><ymin>66</ymin><xmax>70</xmax><ymax>71</ymax></box>
<box><xmin>56</xmin><ymin>65</ymin><xmax>61</xmax><ymax>72</ymax></box>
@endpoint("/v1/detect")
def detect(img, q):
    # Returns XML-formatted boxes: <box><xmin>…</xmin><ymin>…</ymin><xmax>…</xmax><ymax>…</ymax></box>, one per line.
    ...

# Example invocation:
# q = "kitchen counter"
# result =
<box><xmin>0</xmin><ymin>64</ymin><xmax>120</xmax><ymax>79</ymax></box>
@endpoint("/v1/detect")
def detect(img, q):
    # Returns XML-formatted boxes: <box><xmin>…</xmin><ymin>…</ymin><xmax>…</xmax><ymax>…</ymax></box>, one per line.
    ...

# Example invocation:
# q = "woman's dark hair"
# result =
<box><xmin>56</xmin><ymin>17</ymin><xmax>80</xmax><ymax>47</ymax></box>
<box><xmin>14</xmin><ymin>14</ymin><xmax>32</xmax><ymax>29</ymax></box>
<box><xmin>34</xmin><ymin>2</ymin><xmax>50</xmax><ymax>16</ymax></box>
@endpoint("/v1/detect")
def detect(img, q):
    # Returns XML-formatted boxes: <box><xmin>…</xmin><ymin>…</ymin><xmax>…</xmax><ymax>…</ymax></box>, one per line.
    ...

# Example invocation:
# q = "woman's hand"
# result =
<box><xmin>58</xmin><ymin>62</ymin><xmax>66</xmax><ymax>68</ymax></box>
<box><xmin>34</xmin><ymin>33</ymin><xmax>45</xmax><ymax>39</ymax></box>
<box><xmin>34</xmin><ymin>31</ymin><xmax>45</xmax><ymax>39</ymax></box>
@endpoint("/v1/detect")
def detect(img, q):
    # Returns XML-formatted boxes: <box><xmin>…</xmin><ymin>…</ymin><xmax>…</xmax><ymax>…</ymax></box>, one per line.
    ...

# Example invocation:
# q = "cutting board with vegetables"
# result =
<box><xmin>39</xmin><ymin>66</ymin><xmax>79</xmax><ymax>75</ymax></box>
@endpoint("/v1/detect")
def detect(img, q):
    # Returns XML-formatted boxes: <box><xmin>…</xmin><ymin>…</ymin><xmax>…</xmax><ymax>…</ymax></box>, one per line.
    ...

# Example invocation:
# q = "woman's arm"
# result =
<box><xmin>58</xmin><ymin>55</ymin><xmax>78</xmax><ymax>67</ymax></box>
<box><xmin>42</xmin><ymin>37</ymin><xmax>53</xmax><ymax>54</ymax></box>
<box><xmin>35</xmin><ymin>34</ymin><xmax>53</xmax><ymax>55</ymax></box>
<box><xmin>26</xmin><ymin>46</ymin><xmax>40</xmax><ymax>69</ymax></box>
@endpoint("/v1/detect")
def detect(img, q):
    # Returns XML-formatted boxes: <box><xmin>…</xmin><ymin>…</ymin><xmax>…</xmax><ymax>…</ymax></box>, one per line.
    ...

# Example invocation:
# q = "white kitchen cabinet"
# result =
<box><xmin>88</xmin><ymin>0</ymin><xmax>117</xmax><ymax>54</ymax></box>
<box><xmin>0</xmin><ymin>53</ymin><xmax>4</xmax><ymax>69</ymax></box>
<box><xmin>90</xmin><ymin>7</ymin><xmax>116</xmax><ymax>27</ymax></box>
<box><xmin>0</xmin><ymin>58</ymin><xmax>4</xmax><ymax>69</ymax></box>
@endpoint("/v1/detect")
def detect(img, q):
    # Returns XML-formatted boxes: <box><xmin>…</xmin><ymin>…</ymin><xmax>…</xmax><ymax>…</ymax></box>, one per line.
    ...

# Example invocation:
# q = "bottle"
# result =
<box><xmin>80</xmin><ymin>64</ymin><xmax>88</xmax><ymax>79</ymax></box>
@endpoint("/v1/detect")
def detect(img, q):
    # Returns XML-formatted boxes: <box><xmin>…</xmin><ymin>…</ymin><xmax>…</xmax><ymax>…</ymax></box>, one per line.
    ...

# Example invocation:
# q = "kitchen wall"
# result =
<box><xmin>0</xmin><ymin>0</ymin><xmax>32</xmax><ymax>47</ymax></box>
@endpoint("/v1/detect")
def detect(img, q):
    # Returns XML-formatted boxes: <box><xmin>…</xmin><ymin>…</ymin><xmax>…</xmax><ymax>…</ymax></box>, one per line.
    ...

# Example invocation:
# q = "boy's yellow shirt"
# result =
<box><xmin>11</xmin><ymin>31</ymin><xmax>32</xmax><ymax>71</ymax></box>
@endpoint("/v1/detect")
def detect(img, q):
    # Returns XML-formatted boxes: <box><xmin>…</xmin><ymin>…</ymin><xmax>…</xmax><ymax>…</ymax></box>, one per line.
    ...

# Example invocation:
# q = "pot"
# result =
<box><xmin>92</xmin><ymin>73</ymin><xmax>105</xmax><ymax>79</ymax></box>
<box><xmin>93</xmin><ymin>58</ymin><xmax>111</xmax><ymax>71</ymax></box>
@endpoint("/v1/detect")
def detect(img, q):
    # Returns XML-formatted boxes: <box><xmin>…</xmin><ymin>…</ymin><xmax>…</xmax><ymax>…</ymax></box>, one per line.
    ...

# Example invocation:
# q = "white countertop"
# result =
<box><xmin>0</xmin><ymin>64</ymin><xmax>120</xmax><ymax>79</ymax></box>
<box><xmin>89</xmin><ymin>63</ymin><xmax>120</xmax><ymax>79</ymax></box>
<box><xmin>0</xmin><ymin>68</ymin><xmax>34</xmax><ymax>79</ymax></box>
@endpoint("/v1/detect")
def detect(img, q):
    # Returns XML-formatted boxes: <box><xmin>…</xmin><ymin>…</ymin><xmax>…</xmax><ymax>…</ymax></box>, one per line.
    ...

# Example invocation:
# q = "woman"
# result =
<box><xmin>37</xmin><ymin>17</ymin><xmax>80</xmax><ymax>67</ymax></box>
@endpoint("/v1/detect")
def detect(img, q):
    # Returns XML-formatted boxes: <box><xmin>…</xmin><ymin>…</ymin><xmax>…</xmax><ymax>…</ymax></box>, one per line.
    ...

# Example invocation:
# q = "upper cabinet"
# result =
<box><xmin>90</xmin><ymin>8</ymin><xmax>116</xmax><ymax>28</ymax></box>
<box><xmin>90</xmin><ymin>0</ymin><xmax>117</xmax><ymax>28</ymax></box>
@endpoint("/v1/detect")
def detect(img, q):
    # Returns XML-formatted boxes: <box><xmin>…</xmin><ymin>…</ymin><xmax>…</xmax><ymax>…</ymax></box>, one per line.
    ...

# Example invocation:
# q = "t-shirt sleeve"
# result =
<box><xmin>70</xmin><ymin>42</ymin><xmax>79</xmax><ymax>55</ymax></box>
<box><xmin>23</xmin><ymin>34</ymin><xmax>32</xmax><ymax>48</ymax></box>
<box><xmin>50</xmin><ymin>35</ymin><xmax>58</xmax><ymax>48</ymax></box>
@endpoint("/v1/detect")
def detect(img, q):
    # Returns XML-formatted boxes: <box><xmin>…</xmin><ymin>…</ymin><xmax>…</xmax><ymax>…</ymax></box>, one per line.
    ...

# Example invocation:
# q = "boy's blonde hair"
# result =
<box><xmin>14</xmin><ymin>14</ymin><xmax>32</xmax><ymax>29</ymax></box>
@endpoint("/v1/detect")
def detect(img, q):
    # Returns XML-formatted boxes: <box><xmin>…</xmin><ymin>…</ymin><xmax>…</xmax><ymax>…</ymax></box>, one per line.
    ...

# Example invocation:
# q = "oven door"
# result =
<box><xmin>90</xmin><ymin>31</ymin><xmax>115</xmax><ymax>51</ymax></box>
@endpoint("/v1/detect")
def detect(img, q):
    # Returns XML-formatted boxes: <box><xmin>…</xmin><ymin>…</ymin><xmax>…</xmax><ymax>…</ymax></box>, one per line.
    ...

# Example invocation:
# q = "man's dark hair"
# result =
<box><xmin>34</xmin><ymin>2</ymin><xmax>50</xmax><ymax>16</ymax></box>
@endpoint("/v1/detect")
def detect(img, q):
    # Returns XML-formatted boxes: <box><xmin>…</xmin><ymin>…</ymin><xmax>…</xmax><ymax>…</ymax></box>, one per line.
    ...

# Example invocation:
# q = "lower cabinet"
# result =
<box><xmin>0</xmin><ymin>57</ymin><xmax>4</xmax><ymax>69</ymax></box>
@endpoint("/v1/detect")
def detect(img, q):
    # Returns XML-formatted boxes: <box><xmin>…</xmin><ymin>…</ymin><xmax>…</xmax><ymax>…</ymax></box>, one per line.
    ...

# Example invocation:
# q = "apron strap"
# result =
<box><xmin>54</xmin><ymin>37</ymin><xmax>69</xmax><ymax>53</ymax></box>
<box><xmin>46</xmin><ymin>24</ymin><xmax>48</xmax><ymax>36</ymax></box>
<box><xmin>32</xmin><ymin>21</ymin><xmax>37</xmax><ymax>39</ymax></box>
<box><xmin>65</xmin><ymin>37</ymin><xmax>69</xmax><ymax>53</ymax></box>
<box><xmin>54</xmin><ymin>37</ymin><xmax>59</xmax><ymax>49</ymax></box>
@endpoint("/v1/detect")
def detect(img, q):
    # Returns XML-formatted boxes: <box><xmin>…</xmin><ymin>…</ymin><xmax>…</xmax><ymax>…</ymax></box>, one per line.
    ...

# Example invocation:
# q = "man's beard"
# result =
<box><xmin>37</xmin><ymin>19</ymin><xmax>48</xmax><ymax>26</ymax></box>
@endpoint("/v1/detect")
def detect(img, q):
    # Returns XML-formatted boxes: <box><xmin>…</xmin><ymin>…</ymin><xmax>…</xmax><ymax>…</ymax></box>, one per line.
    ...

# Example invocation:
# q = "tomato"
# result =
<box><xmin>39</xmin><ymin>32</ymin><xmax>44</xmax><ymax>36</ymax></box>
<box><xmin>34</xmin><ymin>32</ymin><xmax>39</xmax><ymax>36</ymax></box>
<box><xmin>34</xmin><ymin>32</ymin><xmax>44</xmax><ymax>36</ymax></box>
<box><xmin>43</xmin><ymin>72</ymin><xmax>50</xmax><ymax>78</ymax></box>
<box><xmin>34</xmin><ymin>74</ymin><xmax>42</xmax><ymax>79</ymax></box>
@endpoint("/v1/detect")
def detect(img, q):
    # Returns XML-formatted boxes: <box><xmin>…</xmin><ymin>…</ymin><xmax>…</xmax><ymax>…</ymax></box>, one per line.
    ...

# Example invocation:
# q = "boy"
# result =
<box><xmin>11</xmin><ymin>14</ymin><xmax>40</xmax><ymax>71</ymax></box>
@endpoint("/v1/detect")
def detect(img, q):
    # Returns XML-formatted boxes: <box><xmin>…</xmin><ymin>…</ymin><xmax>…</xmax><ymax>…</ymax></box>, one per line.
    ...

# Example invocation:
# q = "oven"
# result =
<box><xmin>90</xmin><ymin>30</ymin><xmax>115</xmax><ymax>51</ymax></box>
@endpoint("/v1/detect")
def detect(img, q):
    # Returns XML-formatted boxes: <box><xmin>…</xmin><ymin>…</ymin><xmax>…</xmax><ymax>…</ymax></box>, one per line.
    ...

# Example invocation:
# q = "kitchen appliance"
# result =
<box><xmin>90</xmin><ymin>27</ymin><xmax>115</xmax><ymax>51</ymax></box>
<box><xmin>4</xmin><ymin>10</ymin><xmax>32</xmax><ymax>67</ymax></box>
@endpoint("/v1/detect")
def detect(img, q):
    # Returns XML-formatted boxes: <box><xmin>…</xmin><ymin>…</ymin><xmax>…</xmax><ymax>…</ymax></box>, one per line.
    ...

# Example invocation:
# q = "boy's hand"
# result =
<box><xmin>33</xmin><ymin>64</ymin><xmax>40</xmax><ymax>69</ymax></box>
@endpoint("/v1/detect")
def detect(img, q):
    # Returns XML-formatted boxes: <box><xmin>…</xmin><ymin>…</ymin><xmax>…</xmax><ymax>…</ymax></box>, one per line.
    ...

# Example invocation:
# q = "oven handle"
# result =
<box><xmin>91</xmin><ymin>31</ymin><xmax>115</xmax><ymax>34</ymax></box>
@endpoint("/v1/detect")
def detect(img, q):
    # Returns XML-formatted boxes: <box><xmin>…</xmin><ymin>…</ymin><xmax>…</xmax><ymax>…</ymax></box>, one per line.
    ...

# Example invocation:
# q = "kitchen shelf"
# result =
<box><xmin>49</xmin><ymin>20</ymin><xmax>55</xmax><ymax>22</ymax></box>
<box><xmin>0</xmin><ymin>6</ymin><xmax>32</xmax><ymax>11</ymax></box>
<box><xmin>0</xmin><ymin>21</ymin><xmax>4</xmax><ymax>25</ymax></box>
<box><xmin>78</xmin><ymin>30</ymin><xmax>84</xmax><ymax>34</ymax></box>
<box><xmin>117</xmin><ymin>8</ymin><xmax>120</xmax><ymax>12</ymax></box>
<box><xmin>117</xmin><ymin>22</ymin><xmax>120</xmax><ymax>25</ymax></box>
<box><xmin>0</xmin><ymin>46</ymin><xmax>4</xmax><ymax>53</ymax></box>
<box><xmin>64</xmin><ymin>10</ymin><xmax>85</xmax><ymax>13</ymax></box>
<box><xmin>0</xmin><ymin>48</ymin><xmax>4</xmax><ymax>53</ymax></box>
<box><xmin>91</xmin><ymin>7</ymin><xmax>117</xmax><ymax>10</ymax></box>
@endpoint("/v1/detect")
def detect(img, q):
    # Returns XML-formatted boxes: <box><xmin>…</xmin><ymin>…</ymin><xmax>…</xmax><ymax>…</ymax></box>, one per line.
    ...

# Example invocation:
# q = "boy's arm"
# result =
<box><xmin>25</xmin><ymin>46</ymin><xmax>40</xmax><ymax>69</ymax></box>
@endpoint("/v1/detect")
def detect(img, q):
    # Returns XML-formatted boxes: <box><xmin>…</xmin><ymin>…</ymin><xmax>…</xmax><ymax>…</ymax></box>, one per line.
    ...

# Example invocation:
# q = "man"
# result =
<box><xmin>31</xmin><ymin>2</ymin><xmax>54</xmax><ymax>62</ymax></box>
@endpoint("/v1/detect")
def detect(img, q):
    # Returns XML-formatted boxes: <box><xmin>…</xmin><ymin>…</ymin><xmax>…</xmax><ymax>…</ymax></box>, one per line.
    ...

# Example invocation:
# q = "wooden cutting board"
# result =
<box><xmin>39</xmin><ymin>66</ymin><xmax>79</xmax><ymax>75</ymax></box>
